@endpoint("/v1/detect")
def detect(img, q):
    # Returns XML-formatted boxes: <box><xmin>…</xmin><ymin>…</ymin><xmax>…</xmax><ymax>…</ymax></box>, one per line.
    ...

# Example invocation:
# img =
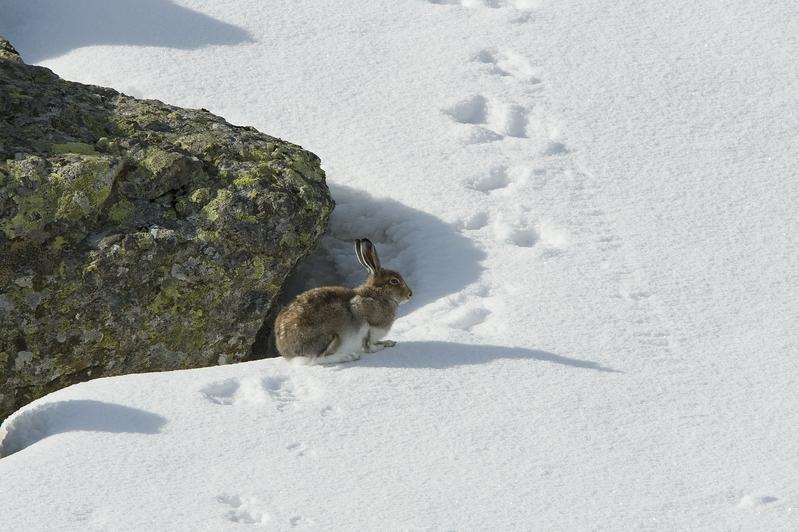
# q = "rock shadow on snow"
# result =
<box><xmin>281</xmin><ymin>183</ymin><xmax>486</xmax><ymax>311</ymax></box>
<box><xmin>0</xmin><ymin>400</ymin><xmax>167</xmax><ymax>457</ymax></box>
<box><xmin>352</xmin><ymin>341</ymin><xmax>621</xmax><ymax>373</ymax></box>
<box><xmin>0</xmin><ymin>0</ymin><xmax>254</xmax><ymax>63</ymax></box>
<box><xmin>251</xmin><ymin>184</ymin><xmax>487</xmax><ymax>357</ymax></box>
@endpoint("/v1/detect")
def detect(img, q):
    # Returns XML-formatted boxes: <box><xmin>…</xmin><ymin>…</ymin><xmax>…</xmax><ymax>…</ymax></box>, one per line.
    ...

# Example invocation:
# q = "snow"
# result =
<box><xmin>1</xmin><ymin>0</ymin><xmax>798</xmax><ymax>529</ymax></box>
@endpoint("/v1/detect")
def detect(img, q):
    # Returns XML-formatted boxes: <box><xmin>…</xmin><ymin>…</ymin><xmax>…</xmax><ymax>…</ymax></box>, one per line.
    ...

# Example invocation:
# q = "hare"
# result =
<box><xmin>274</xmin><ymin>238</ymin><xmax>412</xmax><ymax>364</ymax></box>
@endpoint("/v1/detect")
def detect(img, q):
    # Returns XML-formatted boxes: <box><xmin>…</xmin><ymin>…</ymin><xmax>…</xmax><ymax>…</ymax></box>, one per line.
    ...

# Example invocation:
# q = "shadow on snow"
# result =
<box><xmin>0</xmin><ymin>399</ymin><xmax>167</xmax><ymax>458</ymax></box>
<box><xmin>349</xmin><ymin>341</ymin><xmax>622</xmax><ymax>373</ymax></box>
<box><xmin>0</xmin><ymin>0</ymin><xmax>253</xmax><ymax>63</ymax></box>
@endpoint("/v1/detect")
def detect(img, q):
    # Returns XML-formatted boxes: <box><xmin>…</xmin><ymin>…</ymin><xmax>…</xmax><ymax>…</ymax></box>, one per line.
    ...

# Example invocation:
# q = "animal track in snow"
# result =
<box><xmin>427</xmin><ymin>0</ymin><xmax>540</xmax><ymax>11</ymax></box>
<box><xmin>493</xmin><ymin>218</ymin><xmax>539</xmax><ymax>248</ymax></box>
<box><xmin>200</xmin><ymin>375</ymin><xmax>316</xmax><ymax>411</ymax></box>
<box><xmin>286</xmin><ymin>442</ymin><xmax>317</xmax><ymax>458</ymax></box>
<box><xmin>201</xmin><ymin>380</ymin><xmax>240</xmax><ymax>406</ymax></box>
<box><xmin>289</xmin><ymin>515</ymin><xmax>316</xmax><ymax>528</ymax></box>
<box><xmin>427</xmin><ymin>0</ymin><xmax>496</xmax><ymax>7</ymax></box>
<box><xmin>737</xmin><ymin>494</ymin><xmax>779</xmax><ymax>509</ymax></box>
<box><xmin>320</xmin><ymin>405</ymin><xmax>341</xmax><ymax>417</ymax></box>
<box><xmin>444</xmin><ymin>95</ymin><xmax>529</xmax><ymax>140</ymax></box>
<box><xmin>475</xmin><ymin>48</ymin><xmax>540</xmax><ymax>83</ymax></box>
<box><xmin>521</xmin><ymin>110</ymin><xmax>570</xmax><ymax>155</ymax></box>
<box><xmin>446</xmin><ymin>306</ymin><xmax>491</xmax><ymax>331</ymax></box>
<box><xmin>542</xmin><ymin>140</ymin><xmax>569</xmax><ymax>156</ymax></box>
<box><xmin>463</xmin><ymin>127</ymin><xmax>504</xmax><ymax>144</ymax></box>
<box><xmin>262</xmin><ymin>376</ymin><xmax>298</xmax><ymax>410</ymax></box>
<box><xmin>432</xmin><ymin>284</ymin><xmax>494</xmax><ymax>332</ymax></box>
<box><xmin>495</xmin><ymin>103</ymin><xmax>529</xmax><ymax>138</ymax></box>
<box><xmin>459</xmin><ymin>210</ymin><xmax>490</xmax><ymax>230</ymax></box>
<box><xmin>444</xmin><ymin>94</ymin><xmax>488</xmax><ymax>125</ymax></box>
<box><xmin>506</xmin><ymin>0</ymin><xmax>541</xmax><ymax>10</ymax></box>
<box><xmin>491</xmin><ymin>213</ymin><xmax>568</xmax><ymax>252</ymax></box>
<box><xmin>466</xmin><ymin>166</ymin><xmax>511</xmax><ymax>192</ymax></box>
<box><xmin>507</xmin><ymin>228</ymin><xmax>538</xmax><ymax>247</ymax></box>
<box><xmin>217</xmin><ymin>494</ymin><xmax>271</xmax><ymax>526</ymax></box>
<box><xmin>530</xmin><ymin>168</ymin><xmax>549</xmax><ymax>189</ymax></box>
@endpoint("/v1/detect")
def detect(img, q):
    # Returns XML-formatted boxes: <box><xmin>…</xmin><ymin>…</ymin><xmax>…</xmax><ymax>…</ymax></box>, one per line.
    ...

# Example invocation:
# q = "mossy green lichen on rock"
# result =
<box><xmin>107</xmin><ymin>198</ymin><xmax>135</xmax><ymax>224</ymax></box>
<box><xmin>52</xmin><ymin>142</ymin><xmax>99</xmax><ymax>156</ymax></box>
<box><xmin>0</xmin><ymin>37</ymin><xmax>334</xmax><ymax>421</ymax></box>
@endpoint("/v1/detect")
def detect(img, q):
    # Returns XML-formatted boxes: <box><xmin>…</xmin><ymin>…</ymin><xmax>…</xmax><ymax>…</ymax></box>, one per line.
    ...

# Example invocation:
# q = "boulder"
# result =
<box><xmin>0</xmin><ymin>38</ymin><xmax>333</xmax><ymax>421</ymax></box>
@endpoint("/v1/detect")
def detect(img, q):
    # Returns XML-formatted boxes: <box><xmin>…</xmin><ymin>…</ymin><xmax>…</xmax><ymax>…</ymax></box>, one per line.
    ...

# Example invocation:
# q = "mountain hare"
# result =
<box><xmin>274</xmin><ymin>238</ymin><xmax>412</xmax><ymax>364</ymax></box>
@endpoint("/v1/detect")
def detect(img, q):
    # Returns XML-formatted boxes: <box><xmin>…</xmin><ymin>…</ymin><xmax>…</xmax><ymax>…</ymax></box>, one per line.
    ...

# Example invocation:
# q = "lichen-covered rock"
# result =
<box><xmin>0</xmin><ymin>37</ymin><xmax>333</xmax><ymax>421</ymax></box>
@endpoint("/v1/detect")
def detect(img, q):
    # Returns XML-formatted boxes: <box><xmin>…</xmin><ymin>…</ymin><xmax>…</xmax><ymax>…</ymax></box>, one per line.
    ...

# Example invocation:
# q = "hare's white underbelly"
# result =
<box><xmin>336</xmin><ymin>322</ymin><xmax>369</xmax><ymax>355</ymax></box>
<box><xmin>335</xmin><ymin>323</ymin><xmax>391</xmax><ymax>355</ymax></box>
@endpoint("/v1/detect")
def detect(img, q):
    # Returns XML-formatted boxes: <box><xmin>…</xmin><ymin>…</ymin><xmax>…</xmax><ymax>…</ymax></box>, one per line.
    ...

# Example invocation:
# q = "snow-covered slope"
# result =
<box><xmin>1</xmin><ymin>0</ymin><xmax>798</xmax><ymax>530</ymax></box>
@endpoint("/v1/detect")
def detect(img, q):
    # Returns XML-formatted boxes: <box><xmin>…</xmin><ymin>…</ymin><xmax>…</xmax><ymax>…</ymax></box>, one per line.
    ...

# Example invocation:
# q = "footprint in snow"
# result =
<box><xmin>531</xmin><ymin>168</ymin><xmax>549</xmax><ymax>189</ymax></box>
<box><xmin>445</xmin><ymin>306</ymin><xmax>492</xmax><ymax>331</ymax></box>
<box><xmin>495</xmin><ymin>103</ymin><xmax>529</xmax><ymax>138</ymax></box>
<box><xmin>542</xmin><ymin>140</ymin><xmax>569</xmax><ymax>156</ymax></box>
<box><xmin>737</xmin><ymin>494</ymin><xmax>779</xmax><ymax>509</ymax></box>
<box><xmin>475</xmin><ymin>48</ymin><xmax>541</xmax><ymax>83</ymax></box>
<box><xmin>290</xmin><ymin>515</ymin><xmax>316</xmax><ymax>528</ymax></box>
<box><xmin>427</xmin><ymin>0</ymin><xmax>541</xmax><ymax>13</ymax></box>
<box><xmin>262</xmin><ymin>376</ymin><xmax>298</xmax><ymax>411</ymax></box>
<box><xmin>435</xmin><ymin>285</ymin><xmax>494</xmax><ymax>331</ymax></box>
<box><xmin>489</xmin><ymin>207</ymin><xmax>568</xmax><ymax>252</ymax></box>
<box><xmin>464</xmin><ymin>127</ymin><xmax>505</xmax><ymax>144</ymax></box>
<box><xmin>217</xmin><ymin>494</ymin><xmax>271</xmax><ymax>526</ymax></box>
<box><xmin>465</xmin><ymin>166</ymin><xmax>511</xmax><ymax>193</ymax></box>
<box><xmin>459</xmin><ymin>210</ymin><xmax>490</xmax><ymax>230</ymax></box>
<box><xmin>493</xmin><ymin>221</ymin><xmax>553</xmax><ymax>249</ymax></box>
<box><xmin>200</xmin><ymin>380</ymin><xmax>239</xmax><ymax>406</ymax></box>
<box><xmin>200</xmin><ymin>375</ymin><xmax>317</xmax><ymax>411</ymax></box>
<box><xmin>493</xmin><ymin>221</ymin><xmax>539</xmax><ymax>248</ymax></box>
<box><xmin>445</xmin><ymin>94</ymin><xmax>488</xmax><ymax>125</ymax></box>
<box><xmin>443</xmin><ymin>94</ymin><xmax>530</xmax><ymax>141</ymax></box>
<box><xmin>320</xmin><ymin>405</ymin><xmax>341</xmax><ymax>417</ymax></box>
<box><xmin>463</xmin><ymin>165</ymin><xmax>549</xmax><ymax>196</ymax></box>
<box><xmin>286</xmin><ymin>442</ymin><xmax>317</xmax><ymax>458</ymax></box>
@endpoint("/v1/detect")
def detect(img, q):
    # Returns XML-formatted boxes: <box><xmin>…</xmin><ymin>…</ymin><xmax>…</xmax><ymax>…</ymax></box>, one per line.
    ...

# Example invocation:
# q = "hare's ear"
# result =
<box><xmin>354</xmin><ymin>239</ymin><xmax>375</xmax><ymax>274</ymax></box>
<box><xmin>360</xmin><ymin>238</ymin><xmax>381</xmax><ymax>272</ymax></box>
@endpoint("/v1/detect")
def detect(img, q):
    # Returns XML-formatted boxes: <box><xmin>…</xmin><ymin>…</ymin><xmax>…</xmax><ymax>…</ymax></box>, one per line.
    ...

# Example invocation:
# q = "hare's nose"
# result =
<box><xmin>408</xmin><ymin>289</ymin><xmax>413</xmax><ymax>298</ymax></box>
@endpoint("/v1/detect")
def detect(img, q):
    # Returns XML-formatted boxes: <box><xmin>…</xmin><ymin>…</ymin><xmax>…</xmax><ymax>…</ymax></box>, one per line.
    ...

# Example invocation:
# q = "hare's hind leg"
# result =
<box><xmin>318</xmin><ymin>333</ymin><xmax>365</xmax><ymax>364</ymax></box>
<box><xmin>320</xmin><ymin>334</ymin><xmax>341</xmax><ymax>356</ymax></box>
<box><xmin>290</xmin><ymin>334</ymin><xmax>345</xmax><ymax>366</ymax></box>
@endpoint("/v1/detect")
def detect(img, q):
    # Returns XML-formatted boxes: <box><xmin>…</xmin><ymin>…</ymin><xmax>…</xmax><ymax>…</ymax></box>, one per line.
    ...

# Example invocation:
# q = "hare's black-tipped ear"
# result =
<box><xmin>361</xmin><ymin>238</ymin><xmax>381</xmax><ymax>272</ymax></box>
<box><xmin>355</xmin><ymin>239</ymin><xmax>374</xmax><ymax>274</ymax></box>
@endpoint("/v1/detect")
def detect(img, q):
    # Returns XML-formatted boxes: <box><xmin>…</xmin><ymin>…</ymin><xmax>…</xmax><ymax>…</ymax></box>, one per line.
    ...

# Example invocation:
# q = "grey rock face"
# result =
<box><xmin>0</xmin><ymin>37</ymin><xmax>333</xmax><ymax>421</ymax></box>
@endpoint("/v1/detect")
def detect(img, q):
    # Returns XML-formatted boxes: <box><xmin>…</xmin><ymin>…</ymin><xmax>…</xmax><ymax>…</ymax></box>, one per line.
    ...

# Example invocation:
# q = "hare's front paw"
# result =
<box><xmin>366</xmin><ymin>340</ymin><xmax>396</xmax><ymax>353</ymax></box>
<box><xmin>321</xmin><ymin>351</ymin><xmax>361</xmax><ymax>364</ymax></box>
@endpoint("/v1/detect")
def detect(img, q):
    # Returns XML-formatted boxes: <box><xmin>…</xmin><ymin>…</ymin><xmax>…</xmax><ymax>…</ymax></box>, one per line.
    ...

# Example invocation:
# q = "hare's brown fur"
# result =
<box><xmin>274</xmin><ymin>239</ymin><xmax>411</xmax><ymax>361</ymax></box>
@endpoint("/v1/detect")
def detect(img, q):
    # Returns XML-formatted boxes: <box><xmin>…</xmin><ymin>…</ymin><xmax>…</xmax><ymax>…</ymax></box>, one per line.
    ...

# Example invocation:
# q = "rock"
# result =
<box><xmin>0</xmin><ymin>38</ymin><xmax>22</xmax><ymax>63</ymax></box>
<box><xmin>0</xmin><ymin>37</ymin><xmax>333</xmax><ymax>421</ymax></box>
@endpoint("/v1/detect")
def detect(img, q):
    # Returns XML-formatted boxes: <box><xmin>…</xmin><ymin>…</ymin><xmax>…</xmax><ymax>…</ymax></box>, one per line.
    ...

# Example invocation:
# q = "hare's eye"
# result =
<box><xmin>389</xmin><ymin>278</ymin><xmax>400</xmax><ymax>285</ymax></box>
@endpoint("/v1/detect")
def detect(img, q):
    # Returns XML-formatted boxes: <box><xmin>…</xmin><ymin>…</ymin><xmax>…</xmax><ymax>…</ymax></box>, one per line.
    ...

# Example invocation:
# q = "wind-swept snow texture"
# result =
<box><xmin>1</xmin><ymin>0</ymin><xmax>798</xmax><ymax>530</ymax></box>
